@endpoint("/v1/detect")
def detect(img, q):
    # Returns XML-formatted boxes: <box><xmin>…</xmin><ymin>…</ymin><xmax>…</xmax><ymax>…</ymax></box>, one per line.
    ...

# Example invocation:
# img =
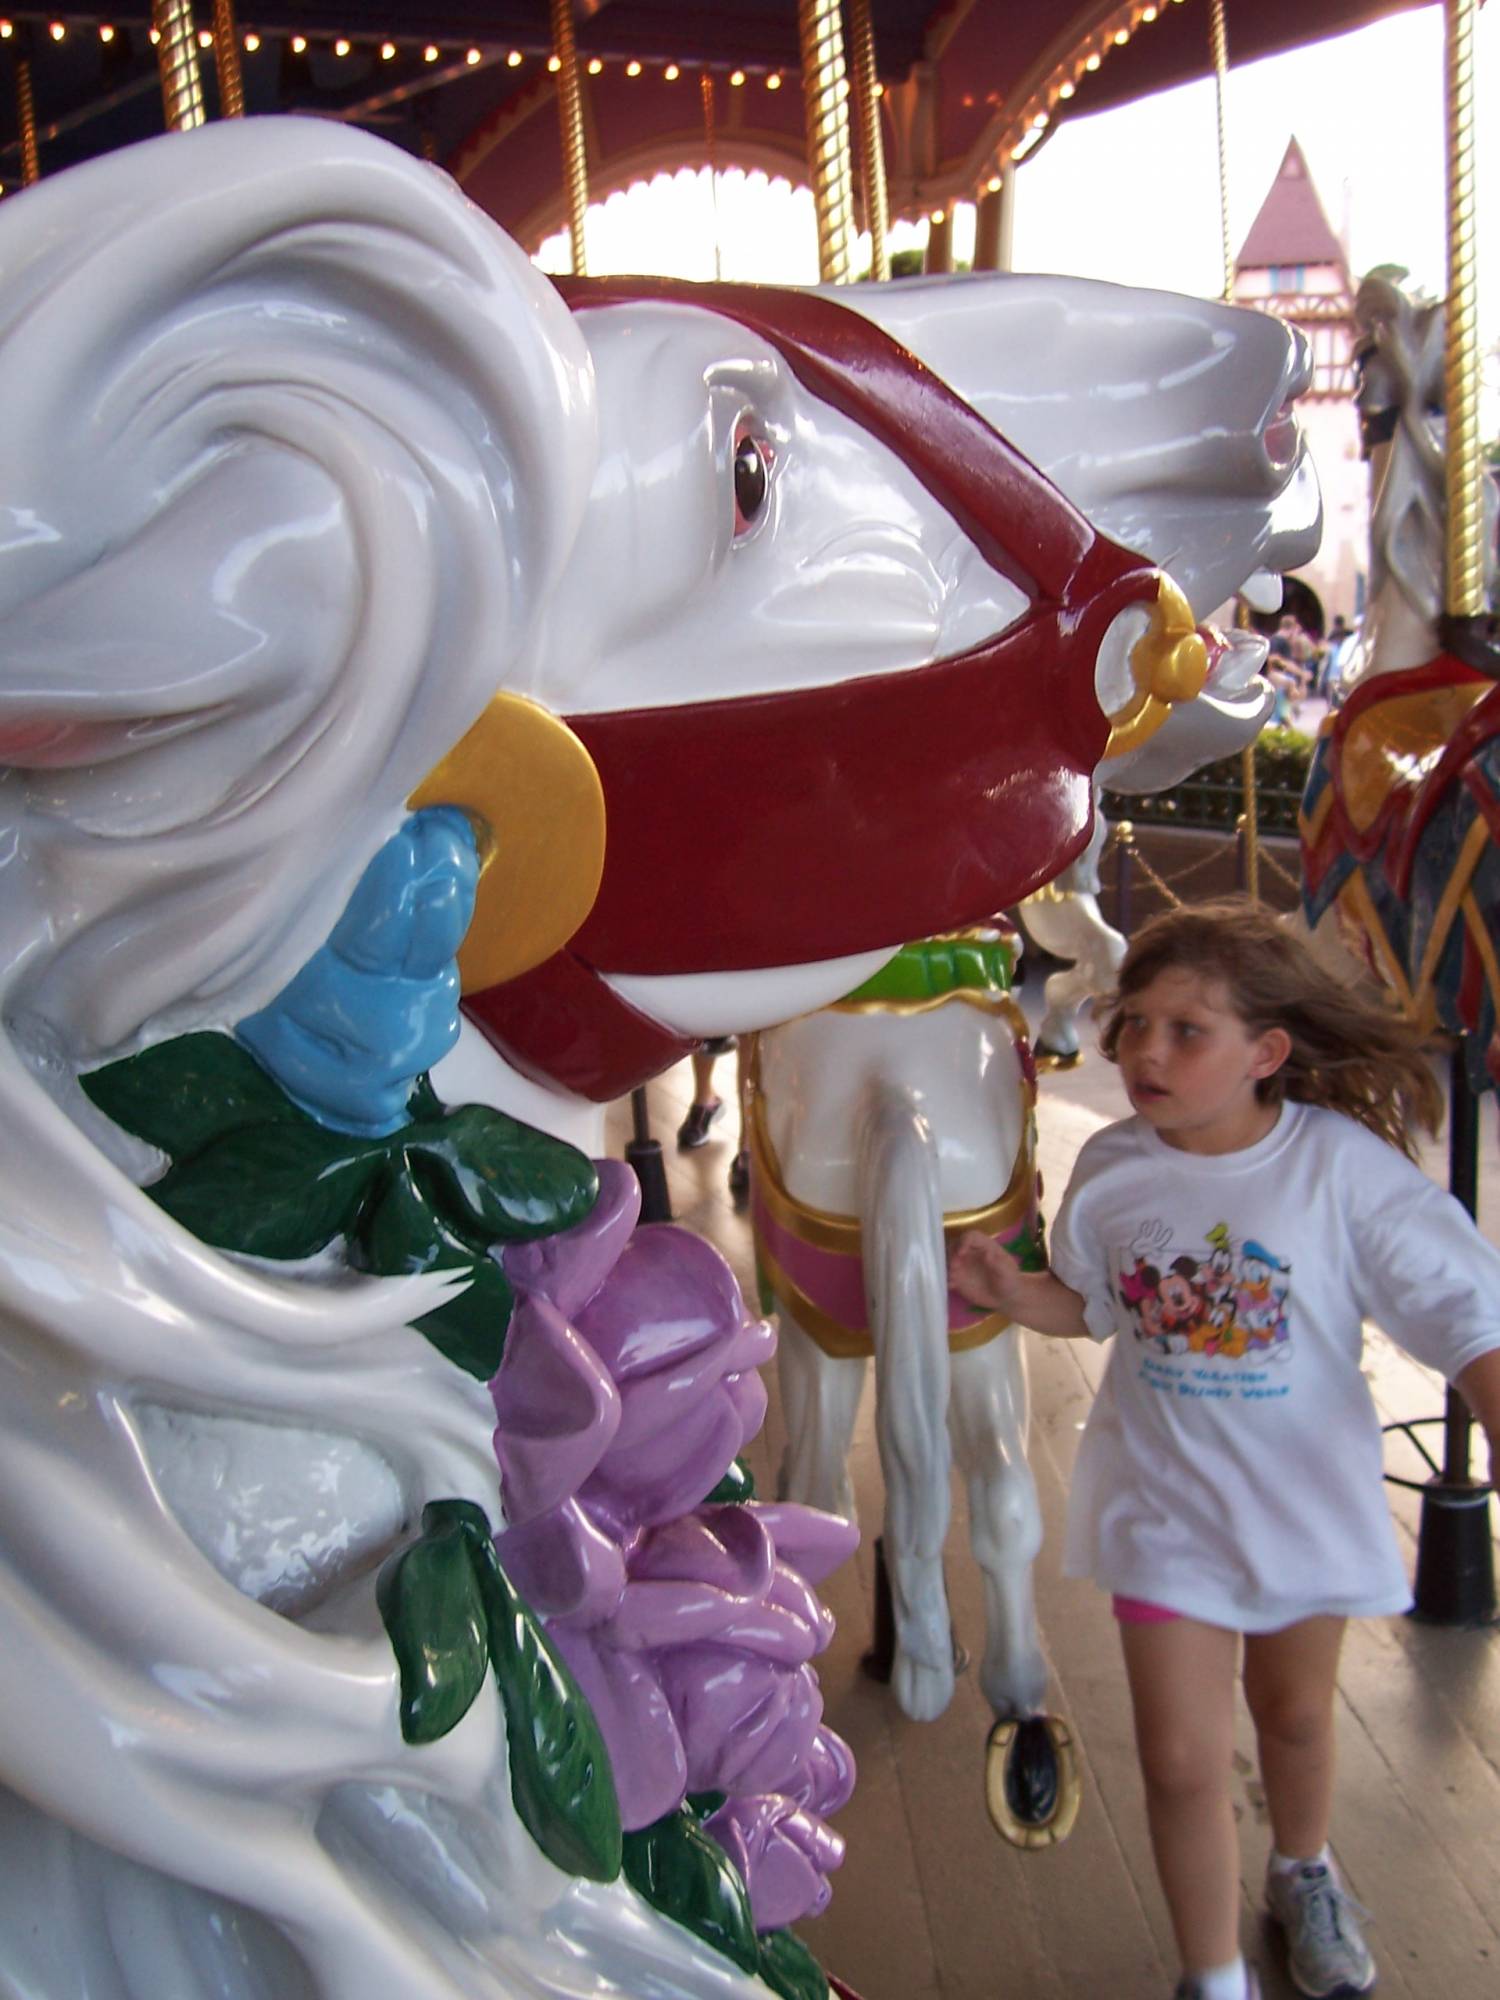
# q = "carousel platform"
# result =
<box><xmin>605</xmin><ymin>982</ymin><xmax>1500</xmax><ymax>2000</ymax></box>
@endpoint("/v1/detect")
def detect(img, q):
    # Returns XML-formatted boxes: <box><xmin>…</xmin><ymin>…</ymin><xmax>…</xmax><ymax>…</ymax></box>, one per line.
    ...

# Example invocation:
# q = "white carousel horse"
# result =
<box><xmin>1299</xmin><ymin>267</ymin><xmax>1500</xmax><ymax>1084</ymax></box>
<box><xmin>1016</xmin><ymin>804</ymin><xmax>1126</xmax><ymax>1065</ymax></box>
<box><xmin>0</xmin><ymin>116</ymin><xmax>1319</xmax><ymax>2000</ymax></box>
<box><xmin>749</xmin><ymin>938</ymin><xmax>1049</xmax><ymax>1745</ymax></box>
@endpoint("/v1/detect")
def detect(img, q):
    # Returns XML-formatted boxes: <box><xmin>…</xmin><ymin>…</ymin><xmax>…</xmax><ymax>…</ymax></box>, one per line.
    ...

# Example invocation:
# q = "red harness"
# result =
<box><xmin>465</xmin><ymin>279</ymin><xmax>1163</xmax><ymax>1100</ymax></box>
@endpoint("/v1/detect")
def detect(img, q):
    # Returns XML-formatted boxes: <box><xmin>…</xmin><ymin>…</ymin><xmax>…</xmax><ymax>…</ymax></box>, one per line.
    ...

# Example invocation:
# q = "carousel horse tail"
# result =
<box><xmin>853</xmin><ymin>1081</ymin><xmax>958</xmax><ymax>1723</ymax></box>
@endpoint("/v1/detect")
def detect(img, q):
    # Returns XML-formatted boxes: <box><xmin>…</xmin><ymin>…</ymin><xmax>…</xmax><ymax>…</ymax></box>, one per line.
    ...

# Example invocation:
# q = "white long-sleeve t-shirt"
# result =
<box><xmin>1047</xmin><ymin>1101</ymin><xmax>1500</xmax><ymax>1631</ymax></box>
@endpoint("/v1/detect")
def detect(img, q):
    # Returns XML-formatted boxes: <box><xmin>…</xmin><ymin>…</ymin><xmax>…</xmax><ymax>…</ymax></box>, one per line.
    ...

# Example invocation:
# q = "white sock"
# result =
<box><xmin>1269</xmin><ymin>1843</ymin><xmax>1332</xmax><ymax>1876</ymax></box>
<box><xmin>1185</xmin><ymin>1955</ymin><xmax>1252</xmax><ymax>2000</ymax></box>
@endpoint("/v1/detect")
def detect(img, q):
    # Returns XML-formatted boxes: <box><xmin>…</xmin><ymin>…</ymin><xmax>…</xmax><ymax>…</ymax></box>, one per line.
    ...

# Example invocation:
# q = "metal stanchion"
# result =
<box><xmin>1113</xmin><ymin>819</ymin><xmax>1134</xmax><ymax>936</ymax></box>
<box><xmin>1384</xmin><ymin>1042</ymin><xmax>1496</xmax><ymax>1625</ymax></box>
<box><xmin>625</xmin><ymin>1086</ymin><xmax>673</xmax><ymax>1224</ymax></box>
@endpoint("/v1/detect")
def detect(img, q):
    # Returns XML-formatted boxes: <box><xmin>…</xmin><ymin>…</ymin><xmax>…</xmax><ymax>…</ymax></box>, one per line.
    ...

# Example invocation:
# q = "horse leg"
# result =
<box><xmin>774</xmin><ymin>1309</ymin><xmax>867</xmax><ymax>1525</ymax></box>
<box><xmin>950</xmin><ymin>1337</ymin><xmax>1082</xmax><ymax>1845</ymax></box>
<box><xmin>855</xmin><ymin>1084</ymin><xmax>956</xmax><ymax>1723</ymax></box>
<box><xmin>948</xmin><ymin>1336</ymin><xmax>1047</xmax><ymax>1718</ymax></box>
<box><xmin>1038</xmin><ymin>961</ymin><xmax>1092</xmax><ymax>1060</ymax></box>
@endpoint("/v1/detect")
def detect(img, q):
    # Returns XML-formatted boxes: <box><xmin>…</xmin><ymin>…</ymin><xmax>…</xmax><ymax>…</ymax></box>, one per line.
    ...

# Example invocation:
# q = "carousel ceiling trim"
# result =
<box><xmin>0</xmin><ymin>2</ymin><xmax>1437</xmax><ymax>229</ymax></box>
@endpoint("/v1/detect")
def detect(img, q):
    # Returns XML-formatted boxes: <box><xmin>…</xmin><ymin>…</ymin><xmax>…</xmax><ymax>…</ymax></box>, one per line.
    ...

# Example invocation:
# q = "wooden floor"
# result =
<box><xmin>604</xmin><ymin>992</ymin><xmax>1500</xmax><ymax>2000</ymax></box>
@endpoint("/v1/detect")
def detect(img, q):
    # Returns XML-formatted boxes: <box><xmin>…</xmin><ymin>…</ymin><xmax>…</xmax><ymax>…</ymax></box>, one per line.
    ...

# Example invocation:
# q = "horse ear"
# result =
<box><xmin>0</xmin><ymin>122</ymin><xmax>597</xmax><ymax>1053</ymax></box>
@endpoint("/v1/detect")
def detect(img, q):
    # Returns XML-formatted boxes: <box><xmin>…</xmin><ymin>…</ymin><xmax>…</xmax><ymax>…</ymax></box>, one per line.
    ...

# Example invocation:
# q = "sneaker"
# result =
<box><xmin>676</xmin><ymin>1098</ymin><xmax>723</xmax><ymax>1150</ymax></box>
<box><xmin>1266</xmin><ymin>1860</ymin><xmax>1375</xmax><ymax>1997</ymax></box>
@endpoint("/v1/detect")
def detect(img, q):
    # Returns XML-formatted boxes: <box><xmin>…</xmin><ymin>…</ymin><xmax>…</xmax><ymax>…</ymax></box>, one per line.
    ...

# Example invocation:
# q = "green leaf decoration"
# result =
<box><xmin>621</xmin><ymin>1808</ymin><xmax>760</xmax><ymax>1978</ymax></box>
<box><xmin>756</xmin><ymin>1927</ymin><xmax>831</xmax><ymax>2000</ymax></box>
<box><xmin>412</xmin><ymin>1258</ymin><xmax>514</xmax><ymax>1382</ymax></box>
<box><xmin>81</xmin><ymin>1035</ymin><xmax>600</xmax><ymax>1380</ymax></box>
<box><xmin>151</xmin><ymin>1122</ymin><xmax>385</xmax><ymax>1260</ymax></box>
<box><xmin>405</xmin><ymin>1073</ymin><xmax>446</xmax><ymax>1125</ymax></box>
<box><xmin>376</xmin><ymin>1504</ymin><xmax>492</xmax><ymax>1746</ymax></box>
<box><xmin>704</xmin><ymin>1458</ymin><xmax>756</xmax><ymax>1505</ymax></box>
<box><xmin>354</xmin><ymin>1157</ymin><xmax>492</xmax><ymax>1273</ymax></box>
<box><xmin>467</xmin><ymin>1526</ymin><xmax>622</xmax><ymax>1882</ymax></box>
<box><xmin>401</xmin><ymin>1104</ymin><xmax>599</xmax><ymax>1243</ymax></box>
<box><xmin>81</xmin><ymin>1031</ymin><xmax>303</xmax><ymax>1155</ymax></box>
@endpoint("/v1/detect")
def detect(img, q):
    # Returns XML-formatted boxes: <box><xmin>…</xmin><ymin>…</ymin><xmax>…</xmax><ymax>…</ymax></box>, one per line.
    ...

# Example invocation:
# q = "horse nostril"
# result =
<box><xmin>1263</xmin><ymin>401</ymin><xmax>1300</xmax><ymax>474</ymax></box>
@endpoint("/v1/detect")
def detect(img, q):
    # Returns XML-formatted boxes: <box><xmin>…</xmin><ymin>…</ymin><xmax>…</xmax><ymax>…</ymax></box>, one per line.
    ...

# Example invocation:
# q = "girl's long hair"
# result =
<box><xmin>1098</xmin><ymin>899</ymin><xmax>1444</xmax><ymax>1158</ymax></box>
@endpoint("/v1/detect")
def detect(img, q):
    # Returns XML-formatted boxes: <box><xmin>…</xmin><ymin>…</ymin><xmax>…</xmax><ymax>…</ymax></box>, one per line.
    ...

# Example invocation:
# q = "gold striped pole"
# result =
<box><xmin>847</xmin><ymin>0</ymin><xmax>889</xmax><ymax>281</ymax></box>
<box><xmin>797</xmin><ymin>0</ymin><xmax>857</xmax><ymax>283</ymax></box>
<box><xmin>1208</xmin><ymin>0</ymin><xmax>1236</xmax><ymax>306</ymax></box>
<box><xmin>1209</xmin><ymin>0</ymin><xmax>1259</xmax><ymax>900</ymax></box>
<box><xmin>212</xmin><ymin>0</ymin><xmax>245</xmax><ymax>119</ymax></box>
<box><xmin>15</xmin><ymin>55</ymin><xmax>39</xmax><ymax>184</ymax></box>
<box><xmin>153</xmin><ymin>0</ymin><xmax>207</xmax><ymax>131</ymax></box>
<box><xmin>550</xmin><ymin>0</ymin><xmax>590</xmax><ymax>276</ymax></box>
<box><xmin>1442</xmin><ymin>0</ymin><xmax>1485</xmax><ymax>627</ymax></box>
<box><xmin>701</xmin><ymin>72</ymin><xmax>723</xmax><ymax>281</ymax></box>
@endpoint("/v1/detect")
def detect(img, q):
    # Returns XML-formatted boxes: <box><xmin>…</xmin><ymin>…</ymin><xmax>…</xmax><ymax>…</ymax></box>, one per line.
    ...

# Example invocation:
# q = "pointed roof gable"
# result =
<box><xmin>1237</xmin><ymin>138</ymin><xmax>1347</xmax><ymax>273</ymax></box>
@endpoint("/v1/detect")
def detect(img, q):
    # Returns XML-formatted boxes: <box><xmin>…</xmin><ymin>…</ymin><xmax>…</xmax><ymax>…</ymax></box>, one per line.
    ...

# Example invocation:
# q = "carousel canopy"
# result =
<box><xmin>0</xmin><ymin>2</ymin><xmax>1436</xmax><ymax>240</ymax></box>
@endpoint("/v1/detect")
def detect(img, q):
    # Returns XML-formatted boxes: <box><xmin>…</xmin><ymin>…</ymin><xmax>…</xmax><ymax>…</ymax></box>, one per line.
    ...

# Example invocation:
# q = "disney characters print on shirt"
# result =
<box><xmin>1114</xmin><ymin>1219</ymin><xmax>1291</xmax><ymax>1361</ymax></box>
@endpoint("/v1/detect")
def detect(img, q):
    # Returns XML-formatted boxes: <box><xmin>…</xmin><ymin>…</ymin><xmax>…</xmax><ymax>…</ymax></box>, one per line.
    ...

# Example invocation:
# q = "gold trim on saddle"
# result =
<box><xmin>1337</xmin><ymin>681</ymin><xmax>1490</xmax><ymax>835</ymax></box>
<box><xmin>747</xmin><ymin>1016</ymin><xmax>1038</xmax><ymax>1361</ymax></box>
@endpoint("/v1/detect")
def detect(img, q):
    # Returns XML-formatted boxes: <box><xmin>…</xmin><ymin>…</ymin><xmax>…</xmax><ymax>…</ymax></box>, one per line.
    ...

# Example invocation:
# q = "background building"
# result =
<box><xmin>1233</xmin><ymin>137</ymin><xmax>1365</xmax><ymax>634</ymax></box>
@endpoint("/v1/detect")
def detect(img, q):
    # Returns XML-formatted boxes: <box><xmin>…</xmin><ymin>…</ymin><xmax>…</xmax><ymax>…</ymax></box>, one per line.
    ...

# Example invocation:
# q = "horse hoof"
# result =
<box><xmin>984</xmin><ymin>1713</ymin><xmax>1081</xmax><ymax>1849</ymax></box>
<box><xmin>1033</xmin><ymin>1044</ymin><xmax>1083</xmax><ymax>1072</ymax></box>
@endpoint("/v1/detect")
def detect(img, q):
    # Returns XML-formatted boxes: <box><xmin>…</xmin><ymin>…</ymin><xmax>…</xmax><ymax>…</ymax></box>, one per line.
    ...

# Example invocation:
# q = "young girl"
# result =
<box><xmin>950</xmin><ymin>901</ymin><xmax>1500</xmax><ymax>2000</ymax></box>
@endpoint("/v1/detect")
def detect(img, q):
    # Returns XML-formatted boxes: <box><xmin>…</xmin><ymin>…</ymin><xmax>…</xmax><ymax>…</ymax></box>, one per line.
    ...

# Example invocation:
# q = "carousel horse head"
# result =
<box><xmin>1345</xmin><ymin>265</ymin><xmax>1498</xmax><ymax>681</ymax></box>
<box><xmin>1299</xmin><ymin>267</ymin><xmax>1500</xmax><ymax>1088</ymax></box>
<box><xmin>0</xmin><ymin>115</ymin><xmax>1318</xmax><ymax>2000</ymax></box>
<box><xmin>466</xmin><ymin>265</ymin><xmax>1321</xmax><ymax>1099</ymax></box>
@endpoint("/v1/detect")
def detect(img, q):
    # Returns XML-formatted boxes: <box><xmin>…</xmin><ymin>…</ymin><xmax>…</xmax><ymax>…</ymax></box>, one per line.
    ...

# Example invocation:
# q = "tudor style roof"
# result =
<box><xmin>1237</xmin><ymin>135</ymin><xmax>1348</xmax><ymax>273</ymax></box>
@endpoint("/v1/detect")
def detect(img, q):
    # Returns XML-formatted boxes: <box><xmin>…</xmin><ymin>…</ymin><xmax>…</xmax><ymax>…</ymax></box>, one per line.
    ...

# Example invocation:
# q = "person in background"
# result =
<box><xmin>1318</xmin><ymin>615</ymin><xmax>1353</xmax><ymax>702</ymax></box>
<box><xmin>950</xmin><ymin>900</ymin><xmax>1500</xmax><ymax>2000</ymax></box>
<box><xmin>677</xmin><ymin>1036</ymin><xmax>752</xmax><ymax>1202</ymax></box>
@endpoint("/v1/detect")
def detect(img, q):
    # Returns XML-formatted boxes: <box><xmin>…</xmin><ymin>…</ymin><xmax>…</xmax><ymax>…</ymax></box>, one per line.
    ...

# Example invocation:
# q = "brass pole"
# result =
<box><xmin>15</xmin><ymin>57</ymin><xmax>40</xmax><ymax>184</ymax></box>
<box><xmin>212</xmin><ymin>0</ymin><xmax>245</xmax><ymax>119</ymax></box>
<box><xmin>701</xmin><ymin>72</ymin><xmax>722</xmax><ymax>282</ymax></box>
<box><xmin>550</xmin><ymin>0</ymin><xmax>590</xmax><ymax>277</ymax></box>
<box><xmin>1208</xmin><ymin>0</ymin><xmax>1259</xmax><ymax>900</ymax></box>
<box><xmin>974</xmin><ymin>160</ymin><xmax>1015</xmax><ymax>273</ymax></box>
<box><xmin>973</xmin><ymin>187</ymin><xmax>1003</xmax><ymax>272</ymax></box>
<box><xmin>1443</xmin><ymin>0</ymin><xmax>1484</xmax><ymax>620</ymax></box>
<box><xmin>154</xmin><ymin>0</ymin><xmax>207</xmax><ymax>132</ymax></box>
<box><xmin>796</xmin><ymin>0</ymin><xmax>857</xmax><ymax>283</ymax></box>
<box><xmin>1208</xmin><ymin>0</ymin><xmax>1236</xmax><ymax>305</ymax></box>
<box><xmin>847</xmin><ymin>0</ymin><xmax>889</xmax><ymax>281</ymax></box>
<box><xmin>924</xmin><ymin>208</ymin><xmax>952</xmax><ymax>275</ymax></box>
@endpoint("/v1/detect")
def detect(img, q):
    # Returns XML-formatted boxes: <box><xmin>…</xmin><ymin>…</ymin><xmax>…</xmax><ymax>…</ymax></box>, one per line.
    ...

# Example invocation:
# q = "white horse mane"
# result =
<box><xmin>0</xmin><ymin>124</ymin><xmax>591</xmax><ymax>1068</ymax></box>
<box><xmin>1349</xmin><ymin>266</ymin><xmax>1497</xmax><ymax>681</ymax></box>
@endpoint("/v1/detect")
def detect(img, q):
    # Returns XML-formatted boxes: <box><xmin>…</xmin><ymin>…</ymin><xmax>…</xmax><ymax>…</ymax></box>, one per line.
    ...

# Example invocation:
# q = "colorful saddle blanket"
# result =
<box><xmin>1299</xmin><ymin>654</ymin><xmax>1500</xmax><ymax>1089</ymax></box>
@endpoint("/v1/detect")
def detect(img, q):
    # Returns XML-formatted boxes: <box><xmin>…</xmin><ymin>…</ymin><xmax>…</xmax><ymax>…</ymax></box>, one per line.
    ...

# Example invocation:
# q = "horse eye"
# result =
<box><xmin>733</xmin><ymin>430</ymin><xmax>773</xmax><ymax>536</ymax></box>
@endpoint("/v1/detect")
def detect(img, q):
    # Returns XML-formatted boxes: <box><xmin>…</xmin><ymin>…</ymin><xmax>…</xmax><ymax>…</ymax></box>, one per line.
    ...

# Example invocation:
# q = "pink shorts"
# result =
<box><xmin>1112</xmin><ymin>1594</ymin><xmax>1181</xmax><ymax>1624</ymax></box>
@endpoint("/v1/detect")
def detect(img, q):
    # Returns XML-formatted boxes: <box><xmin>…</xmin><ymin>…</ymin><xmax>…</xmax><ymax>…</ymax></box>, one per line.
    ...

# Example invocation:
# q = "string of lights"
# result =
<box><xmin>0</xmin><ymin>20</ymin><xmax>796</xmax><ymax>86</ymax></box>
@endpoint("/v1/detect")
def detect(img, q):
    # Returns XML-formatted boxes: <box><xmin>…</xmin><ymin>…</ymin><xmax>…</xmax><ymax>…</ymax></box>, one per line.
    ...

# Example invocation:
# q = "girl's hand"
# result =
<box><xmin>949</xmin><ymin>1230</ymin><xmax>1023</xmax><ymax>1313</ymax></box>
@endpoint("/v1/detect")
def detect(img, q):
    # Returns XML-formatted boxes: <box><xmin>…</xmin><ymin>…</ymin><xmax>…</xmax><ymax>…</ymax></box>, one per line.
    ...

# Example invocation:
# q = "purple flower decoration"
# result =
<box><xmin>495</xmin><ymin>1161</ymin><xmax>856</xmax><ymax>1926</ymax></box>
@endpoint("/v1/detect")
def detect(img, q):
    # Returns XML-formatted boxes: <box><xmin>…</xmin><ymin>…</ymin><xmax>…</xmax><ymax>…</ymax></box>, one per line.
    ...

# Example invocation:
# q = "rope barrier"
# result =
<box><xmin>1100</xmin><ymin>818</ymin><xmax>1303</xmax><ymax>911</ymax></box>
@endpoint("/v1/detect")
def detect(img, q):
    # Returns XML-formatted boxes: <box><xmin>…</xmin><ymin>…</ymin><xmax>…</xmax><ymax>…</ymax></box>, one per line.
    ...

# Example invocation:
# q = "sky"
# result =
<box><xmin>537</xmin><ymin>2</ymin><xmax>1499</xmax><ymax>374</ymax></box>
